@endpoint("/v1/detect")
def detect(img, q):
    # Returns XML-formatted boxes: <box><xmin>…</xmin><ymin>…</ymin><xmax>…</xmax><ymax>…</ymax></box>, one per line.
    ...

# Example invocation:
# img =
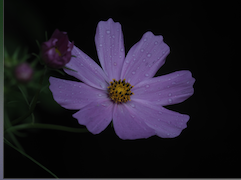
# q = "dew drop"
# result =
<box><xmin>113</xmin><ymin>62</ymin><xmax>117</xmax><ymax>66</ymax></box>
<box><xmin>159</xmin><ymin>111</ymin><xmax>162</xmax><ymax>114</ymax></box>
<box><xmin>147</xmin><ymin>53</ymin><xmax>151</xmax><ymax>57</ymax></box>
<box><xmin>130</xmin><ymin>104</ymin><xmax>135</xmax><ymax>108</ymax></box>
<box><xmin>125</xmin><ymin>60</ymin><xmax>129</xmax><ymax>63</ymax></box>
<box><xmin>143</xmin><ymin>38</ymin><xmax>147</xmax><ymax>42</ymax></box>
<box><xmin>80</xmin><ymin>63</ymin><xmax>83</xmax><ymax>66</ymax></box>
<box><xmin>79</xmin><ymin>85</ymin><xmax>81</xmax><ymax>88</ymax></box>
<box><xmin>120</xmin><ymin>48</ymin><xmax>124</xmax><ymax>52</ymax></box>
<box><xmin>112</xmin><ymin>35</ymin><xmax>115</xmax><ymax>38</ymax></box>
<box><xmin>58</xmin><ymin>85</ymin><xmax>62</xmax><ymax>88</ymax></box>
<box><xmin>146</xmin><ymin>84</ymin><xmax>150</xmax><ymax>88</ymax></box>
<box><xmin>131</xmin><ymin>115</ymin><xmax>135</xmax><ymax>118</ymax></box>
<box><xmin>168</xmin><ymin>98</ymin><xmax>173</xmax><ymax>103</ymax></box>
<box><xmin>154</xmin><ymin>41</ymin><xmax>158</xmax><ymax>45</ymax></box>
<box><xmin>168</xmin><ymin>93</ymin><xmax>172</xmax><ymax>96</ymax></box>
<box><xmin>140</xmin><ymin>49</ymin><xmax>144</xmax><ymax>52</ymax></box>
<box><xmin>187</xmin><ymin>81</ymin><xmax>190</xmax><ymax>84</ymax></box>
<box><xmin>99</xmin><ymin>44</ymin><xmax>103</xmax><ymax>47</ymax></box>
<box><xmin>106</xmin><ymin>30</ymin><xmax>110</xmax><ymax>34</ymax></box>
<box><xmin>145</xmin><ymin>73</ymin><xmax>149</xmax><ymax>77</ymax></box>
<box><xmin>157</xmin><ymin>118</ymin><xmax>160</xmax><ymax>121</ymax></box>
<box><xmin>132</xmin><ymin>71</ymin><xmax>136</xmax><ymax>75</ymax></box>
<box><xmin>98</xmin><ymin>94</ymin><xmax>102</xmax><ymax>97</ymax></box>
<box><xmin>162</xmin><ymin>51</ymin><xmax>165</xmax><ymax>54</ymax></box>
<box><xmin>172</xmin><ymin>81</ymin><xmax>176</xmax><ymax>84</ymax></box>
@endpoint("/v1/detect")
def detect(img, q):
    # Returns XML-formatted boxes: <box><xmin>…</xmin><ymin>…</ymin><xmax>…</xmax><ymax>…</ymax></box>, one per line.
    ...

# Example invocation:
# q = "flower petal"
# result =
<box><xmin>121</xmin><ymin>31</ymin><xmax>170</xmax><ymax>85</ymax></box>
<box><xmin>132</xmin><ymin>70</ymin><xmax>195</xmax><ymax>106</ymax></box>
<box><xmin>64</xmin><ymin>45</ymin><xmax>109</xmax><ymax>90</ymax></box>
<box><xmin>113</xmin><ymin>102</ymin><xmax>155</xmax><ymax>140</ymax></box>
<box><xmin>113</xmin><ymin>100</ymin><xmax>189</xmax><ymax>139</ymax></box>
<box><xmin>95</xmin><ymin>18</ymin><xmax>125</xmax><ymax>81</ymax></box>
<box><xmin>134</xmin><ymin>101</ymin><xmax>190</xmax><ymax>138</ymax></box>
<box><xmin>73</xmin><ymin>99</ymin><xmax>114</xmax><ymax>134</ymax></box>
<box><xmin>49</xmin><ymin>77</ymin><xmax>108</xmax><ymax>110</ymax></box>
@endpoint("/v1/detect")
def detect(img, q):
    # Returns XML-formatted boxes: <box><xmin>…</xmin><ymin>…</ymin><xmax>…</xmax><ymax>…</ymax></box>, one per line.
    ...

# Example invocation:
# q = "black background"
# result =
<box><xmin>4</xmin><ymin>0</ymin><xmax>240</xmax><ymax>178</ymax></box>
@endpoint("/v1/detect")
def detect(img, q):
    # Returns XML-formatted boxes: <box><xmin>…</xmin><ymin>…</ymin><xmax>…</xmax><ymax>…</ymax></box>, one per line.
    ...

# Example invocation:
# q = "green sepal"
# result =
<box><xmin>63</xmin><ymin>66</ymin><xmax>78</xmax><ymax>72</ymax></box>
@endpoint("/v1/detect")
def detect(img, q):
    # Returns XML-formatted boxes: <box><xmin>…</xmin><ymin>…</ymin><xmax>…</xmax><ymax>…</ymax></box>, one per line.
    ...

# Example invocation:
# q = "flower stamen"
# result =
<box><xmin>55</xmin><ymin>47</ymin><xmax>62</xmax><ymax>56</ymax></box>
<box><xmin>108</xmin><ymin>79</ymin><xmax>134</xmax><ymax>103</ymax></box>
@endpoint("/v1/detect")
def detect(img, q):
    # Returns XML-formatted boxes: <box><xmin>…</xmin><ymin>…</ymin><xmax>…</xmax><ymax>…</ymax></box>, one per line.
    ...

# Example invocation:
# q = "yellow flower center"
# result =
<box><xmin>108</xmin><ymin>79</ymin><xmax>134</xmax><ymax>103</ymax></box>
<box><xmin>55</xmin><ymin>47</ymin><xmax>62</xmax><ymax>56</ymax></box>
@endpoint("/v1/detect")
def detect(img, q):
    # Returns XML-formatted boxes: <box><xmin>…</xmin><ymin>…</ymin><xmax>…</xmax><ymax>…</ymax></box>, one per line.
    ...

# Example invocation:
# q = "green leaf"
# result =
<box><xmin>36</xmin><ymin>39</ymin><xmax>41</xmax><ymax>50</ymax></box>
<box><xmin>18</xmin><ymin>85</ymin><xmax>30</xmax><ymax>106</ymax></box>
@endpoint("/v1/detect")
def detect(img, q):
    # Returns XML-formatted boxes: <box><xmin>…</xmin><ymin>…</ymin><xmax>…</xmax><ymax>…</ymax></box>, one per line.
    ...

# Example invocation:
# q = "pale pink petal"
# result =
<box><xmin>113</xmin><ymin>100</ymin><xmax>189</xmax><ymax>139</ymax></box>
<box><xmin>49</xmin><ymin>77</ymin><xmax>108</xmax><ymax>110</ymax></box>
<box><xmin>73</xmin><ymin>99</ymin><xmax>114</xmax><ymax>134</ymax></box>
<box><xmin>112</xmin><ymin>102</ymin><xmax>155</xmax><ymax>140</ymax></box>
<box><xmin>64</xmin><ymin>45</ymin><xmax>109</xmax><ymax>90</ymax></box>
<box><xmin>120</xmin><ymin>31</ymin><xmax>170</xmax><ymax>85</ymax></box>
<box><xmin>95</xmin><ymin>18</ymin><xmax>125</xmax><ymax>81</ymax></box>
<box><xmin>132</xmin><ymin>70</ymin><xmax>195</xmax><ymax>106</ymax></box>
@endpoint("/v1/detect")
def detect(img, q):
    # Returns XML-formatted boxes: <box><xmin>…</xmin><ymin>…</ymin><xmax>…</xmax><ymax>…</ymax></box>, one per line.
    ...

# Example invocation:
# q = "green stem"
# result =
<box><xmin>5</xmin><ymin>123</ymin><xmax>89</xmax><ymax>134</ymax></box>
<box><xmin>4</xmin><ymin>138</ymin><xmax>59</xmax><ymax>179</ymax></box>
<box><xmin>12</xmin><ymin>67</ymin><xmax>47</xmax><ymax>125</ymax></box>
<box><xmin>4</xmin><ymin>111</ymin><xmax>25</xmax><ymax>153</ymax></box>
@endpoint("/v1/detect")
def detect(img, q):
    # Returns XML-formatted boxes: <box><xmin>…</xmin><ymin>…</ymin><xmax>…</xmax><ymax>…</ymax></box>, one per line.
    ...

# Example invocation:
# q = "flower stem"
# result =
<box><xmin>4</xmin><ymin>138</ymin><xmax>59</xmax><ymax>179</ymax></box>
<box><xmin>12</xmin><ymin>67</ymin><xmax>46</xmax><ymax>125</ymax></box>
<box><xmin>5</xmin><ymin>123</ymin><xmax>89</xmax><ymax>134</ymax></box>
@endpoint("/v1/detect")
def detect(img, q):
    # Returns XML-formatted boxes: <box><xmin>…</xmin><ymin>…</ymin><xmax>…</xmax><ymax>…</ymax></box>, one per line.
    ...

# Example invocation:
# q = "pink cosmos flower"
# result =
<box><xmin>41</xmin><ymin>29</ymin><xmax>74</xmax><ymax>69</ymax></box>
<box><xmin>49</xmin><ymin>18</ymin><xmax>195</xmax><ymax>140</ymax></box>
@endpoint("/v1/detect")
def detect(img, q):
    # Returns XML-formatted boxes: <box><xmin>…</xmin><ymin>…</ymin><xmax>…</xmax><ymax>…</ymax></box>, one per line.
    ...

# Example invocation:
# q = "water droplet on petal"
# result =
<box><xmin>130</xmin><ymin>104</ymin><xmax>135</xmax><ymax>108</ymax></box>
<box><xmin>168</xmin><ymin>98</ymin><xmax>172</xmax><ymax>103</ymax></box>
<box><xmin>98</xmin><ymin>94</ymin><xmax>102</xmax><ymax>97</ymax></box>
<box><xmin>132</xmin><ymin>71</ymin><xmax>136</xmax><ymax>75</ymax></box>
<box><xmin>106</xmin><ymin>30</ymin><xmax>110</xmax><ymax>34</ymax></box>
<box><xmin>147</xmin><ymin>53</ymin><xmax>151</xmax><ymax>57</ymax></box>
<box><xmin>99</xmin><ymin>44</ymin><xmax>103</xmax><ymax>47</ymax></box>
<box><xmin>143</xmin><ymin>38</ymin><xmax>147</xmax><ymax>42</ymax></box>
<box><xmin>143</xmin><ymin>59</ymin><xmax>146</xmax><ymax>62</ymax></box>
<box><xmin>113</xmin><ymin>62</ymin><xmax>117</xmax><ymax>66</ymax></box>
<box><xmin>145</xmin><ymin>73</ymin><xmax>149</xmax><ymax>77</ymax></box>
<box><xmin>159</xmin><ymin>111</ymin><xmax>162</xmax><ymax>114</ymax></box>
<box><xmin>146</xmin><ymin>84</ymin><xmax>149</xmax><ymax>88</ymax></box>
<box><xmin>154</xmin><ymin>41</ymin><xmax>158</xmax><ymax>45</ymax></box>
<box><xmin>187</xmin><ymin>81</ymin><xmax>190</xmax><ymax>84</ymax></box>
<box><xmin>58</xmin><ymin>85</ymin><xmax>62</xmax><ymax>88</ymax></box>
<box><xmin>140</xmin><ymin>49</ymin><xmax>144</xmax><ymax>52</ymax></box>
<box><xmin>79</xmin><ymin>85</ymin><xmax>81</xmax><ymax>88</ymax></box>
<box><xmin>120</xmin><ymin>48</ymin><xmax>124</xmax><ymax>52</ymax></box>
<box><xmin>168</xmin><ymin>93</ymin><xmax>172</xmax><ymax>96</ymax></box>
<box><xmin>80</xmin><ymin>64</ymin><xmax>83</xmax><ymax>66</ymax></box>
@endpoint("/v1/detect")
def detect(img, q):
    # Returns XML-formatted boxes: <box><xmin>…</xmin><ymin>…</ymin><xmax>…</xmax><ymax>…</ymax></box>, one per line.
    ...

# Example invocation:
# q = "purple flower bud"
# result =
<box><xmin>14</xmin><ymin>63</ymin><xmax>33</xmax><ymax>83</ymax></box>
<box><xmin>41</xmin><ymin>29</ymin><xmax>74</xmax><ymax>69</ymax></box>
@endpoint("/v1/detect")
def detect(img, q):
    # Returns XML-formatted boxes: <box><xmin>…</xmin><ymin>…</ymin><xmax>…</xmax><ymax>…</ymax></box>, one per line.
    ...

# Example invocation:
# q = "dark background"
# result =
<box><xmin>4</xmin><ymin>0</ymin><xmax>240</xmax><ymax>178</ymax></box>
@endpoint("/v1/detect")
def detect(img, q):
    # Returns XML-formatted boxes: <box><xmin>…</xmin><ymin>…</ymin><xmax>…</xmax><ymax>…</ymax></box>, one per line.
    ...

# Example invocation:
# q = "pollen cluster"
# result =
<box><xmin>108</xmin><ymin>79</ymin><xmax>134</xmax><ymax>103</ymax></box>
